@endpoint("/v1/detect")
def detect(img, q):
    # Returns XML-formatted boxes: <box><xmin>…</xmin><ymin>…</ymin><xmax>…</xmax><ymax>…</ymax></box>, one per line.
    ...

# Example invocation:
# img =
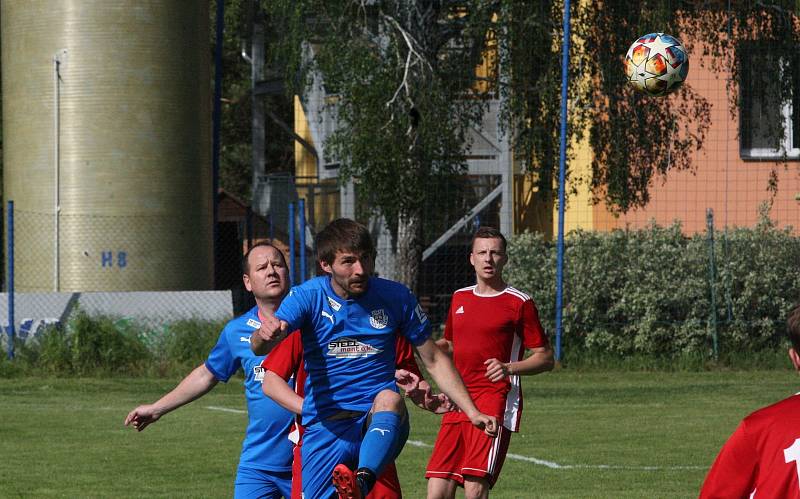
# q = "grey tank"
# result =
<box><xmin>1</xmin><ymin>1</ymin><xmax>213</xmax><ymax>291</ymax></box>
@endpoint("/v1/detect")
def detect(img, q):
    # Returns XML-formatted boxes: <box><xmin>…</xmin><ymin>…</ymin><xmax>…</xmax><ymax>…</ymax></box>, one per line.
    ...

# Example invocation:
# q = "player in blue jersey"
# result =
<box><xmin>251</xmin><ymin>218</ymin><xmax>498</xmax><ymax>499</ymax></box>
<box><xmin>125</xmin><ymin>242</ymin><xmax>295</xmax><ymax>499</ymax></box>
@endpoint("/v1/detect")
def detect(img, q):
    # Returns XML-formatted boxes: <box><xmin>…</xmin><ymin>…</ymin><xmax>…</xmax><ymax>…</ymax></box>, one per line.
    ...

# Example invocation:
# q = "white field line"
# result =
<box><xmin>204</xmin><ymin>408</ymin><xmax>705</xmax><ymax>472</ymax></box>
<box><xmin>405</xmin><ymin>440</ymin><xmax>706</xmax><ymax>471</ymax></box>
<box><xmin>206</xmin><ymin>405</ymin><xmax>246</xmax><ymax>414</ymax></box>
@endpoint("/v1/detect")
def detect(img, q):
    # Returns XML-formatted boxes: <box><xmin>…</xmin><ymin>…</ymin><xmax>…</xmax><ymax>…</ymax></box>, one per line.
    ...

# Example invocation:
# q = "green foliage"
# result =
<box><xmin>69</xmin><ymin>311</ymin><xmax>152</xmax><ymax>375</ymax></box>
<box><xmin>507</xmin><ymin>221</ymin><xmax>800</xmax><ymax>359</ymax></box>
<box><xmin>156</xmin><ymin>318</ymin><xmax>228</xmax><ymax>376</ymax></box>
<box><xmin>263</xmin><ymin>0</ymin><xmax>502</xmax><ymax>288</ymax></box>
<box><xmin>210</xmin><ymin>0</ymin><xmax>296</xmax><ymax>202</ymax></box>
<box><xmin>572</xmin><ymin>3</ymin><xmax>712</xmax><ymax>212</ymax></box>
<box><xmin>1</xmin><ymin>313</ymin><xmax>227</xmax><ymax>377</ymax></box>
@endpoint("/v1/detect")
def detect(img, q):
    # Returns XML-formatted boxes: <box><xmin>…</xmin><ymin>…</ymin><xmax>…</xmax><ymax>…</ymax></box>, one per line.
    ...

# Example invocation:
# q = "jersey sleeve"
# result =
<box><xmin>395</xmin><ymin>334</ymin><xmax>422</xmax><ymax>378</ymax></box>
<box><xmin>698</xmin><ymin>420</ymin><xmax>757</xmax><ymax>499</ymax></box>
<box><xmin>400</xmin><ymin>288</ymin><xmax>432</xmax><ymax>346</ymax></box>
<box><xmin>204</xmin><ymin>328</ymin><xmax>238</xmax><ymax>382</ymax></box>
<box><xmin>274</xmin><ymin>286</ymin><xmax>310</xmax><ymax>332</ymax></box>
<box><xmin>261</xmin><ymin>331</ymin><xmax>302</xmax><ymax>381</ymax></box>
<box><xmin>519</xmin><ymin>299</ymin><xmax>549</xmax><ymax>349</ymax></box>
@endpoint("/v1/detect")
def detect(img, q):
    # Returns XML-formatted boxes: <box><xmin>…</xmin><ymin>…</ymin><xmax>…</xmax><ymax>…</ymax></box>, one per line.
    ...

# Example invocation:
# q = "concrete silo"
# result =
<box><xmin>1</xmin><ymin>1</ymin><xmax>213</xmax><ymax>291</ymax></box>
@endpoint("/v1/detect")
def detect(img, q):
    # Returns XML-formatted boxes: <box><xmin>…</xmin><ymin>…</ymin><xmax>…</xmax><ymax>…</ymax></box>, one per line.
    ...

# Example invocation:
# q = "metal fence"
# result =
<box><xmin>4</xmin><ymin>3</ymin><xmax>800</xmax><ymax>361</ymax></box>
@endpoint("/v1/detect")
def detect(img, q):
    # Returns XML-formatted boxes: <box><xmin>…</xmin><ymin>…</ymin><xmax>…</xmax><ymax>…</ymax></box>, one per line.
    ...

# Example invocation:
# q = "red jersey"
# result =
<box><xmin>442</xmin><ymin>285</ymin><xmax>549</xmax><ymax>432</ymax></box>
<box><xmin>699</xmin><ymin>394</ymin><xmax>800</xmax><ymax>499</ymax></box>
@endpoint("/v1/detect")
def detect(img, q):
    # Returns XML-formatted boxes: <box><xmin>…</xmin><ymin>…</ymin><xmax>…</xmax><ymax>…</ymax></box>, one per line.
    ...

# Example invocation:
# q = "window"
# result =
<box><xmin>739</xmin><ymin>44</ymin><xmax>800</xmax><ymax>160</ymax></box>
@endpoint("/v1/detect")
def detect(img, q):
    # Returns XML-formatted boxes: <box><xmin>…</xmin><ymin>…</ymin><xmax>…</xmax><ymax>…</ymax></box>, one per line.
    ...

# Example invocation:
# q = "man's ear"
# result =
<box><xmin>319</xmin><ymin>260</ymin><xmax>332</xmax><ymax>274</ymax></box>
<box><xmin>243</xmin><ymin>273</ymin><xmax>252</xmax><ymax>292</ymax></box>
<box><xmin>789</xmin><ymin>348</ymin><xmax>800</xmax><ymax>372</ymax></box>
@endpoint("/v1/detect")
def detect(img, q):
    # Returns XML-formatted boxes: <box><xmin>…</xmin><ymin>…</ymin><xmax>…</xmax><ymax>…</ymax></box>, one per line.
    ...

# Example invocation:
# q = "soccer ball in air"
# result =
<box><xmin>624</xmin><ymin>33</ymin><xmax>689</xmax><ymax>97</ymax></box>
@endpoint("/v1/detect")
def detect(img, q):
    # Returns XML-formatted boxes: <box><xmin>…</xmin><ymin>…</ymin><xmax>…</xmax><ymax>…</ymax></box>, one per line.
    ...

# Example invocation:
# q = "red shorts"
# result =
<box><xmin>290</xmin><ymin>443</ymin><xmax>402</xmax><ymax>499</ymax></box>
<box><xmin>425</xmin><ymin>421</ymin><xmax>512</xmax><ymax>488</ymax></box>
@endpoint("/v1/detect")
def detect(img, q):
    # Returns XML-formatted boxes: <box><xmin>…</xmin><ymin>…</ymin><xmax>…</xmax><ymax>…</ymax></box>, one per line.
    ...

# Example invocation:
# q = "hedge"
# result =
<box><xmin>506</xmin><ymin>217</ymin><xmax>800</xmax><ymax>360</ymax></box>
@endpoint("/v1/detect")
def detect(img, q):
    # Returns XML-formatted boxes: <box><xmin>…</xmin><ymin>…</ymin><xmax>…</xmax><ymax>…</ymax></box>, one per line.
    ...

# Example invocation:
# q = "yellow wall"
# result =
<box><xmin>294</xmin><ymin>95</ymin><xmax>317</xmax><ymax>179</ymax></box>
<box><xmin>293</xmin><ymin>96</ymin><xmax>340</xmax><ymax>228</ymax></box>
<box><xmin>561</xmin><ymin>133</ymin><xmax>595</xmax><ymax>234</ymax></box>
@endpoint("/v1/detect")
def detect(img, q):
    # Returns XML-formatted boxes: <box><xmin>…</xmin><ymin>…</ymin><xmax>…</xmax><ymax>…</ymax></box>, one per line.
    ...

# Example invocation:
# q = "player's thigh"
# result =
<box><xmin>462</xmin><ymin>424</ymin><xmax>512</xmax><ymax>488</ymax></box>
<box><xmin>425</xmin><ymin>422</ymin><xmax>465</xmax><ymax>484</ymax></box>
<box><xmin>301</xmin><ymin>418</ymin><xmax>363</xmax><ymax>499</ymax></box>
<box><xmin>234</xmin><ymin>467</ymin><xmax>292</xmax><ymax>499</ymax></box>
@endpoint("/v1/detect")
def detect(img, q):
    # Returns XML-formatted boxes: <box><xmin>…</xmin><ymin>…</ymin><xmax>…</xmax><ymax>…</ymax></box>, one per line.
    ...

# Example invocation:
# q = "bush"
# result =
<box><xmin>506</xmin><ymin>218</ymin><xmax>800</xmax><ymax>361</ymax></box>
<box><xmin>70</xmin><ymin>311</ymin><xmax>153</xmax><ymax>375</ymax></box>
<box><xmin>1</xmin><ymin>312</ymin><xmax>228</xmax><ymax>377</ymax></box>
<box><xmin>155</xmin><ymin>318</ymin><xmax>228</xmax><ymax>376</ymax></box>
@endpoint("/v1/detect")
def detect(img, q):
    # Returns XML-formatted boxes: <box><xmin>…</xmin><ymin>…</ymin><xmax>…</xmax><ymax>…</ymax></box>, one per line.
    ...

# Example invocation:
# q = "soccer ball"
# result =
<box><xmin>624</xmin><ymin>33</ymin><xmax>689</xmax><ymax>97</ymax></box>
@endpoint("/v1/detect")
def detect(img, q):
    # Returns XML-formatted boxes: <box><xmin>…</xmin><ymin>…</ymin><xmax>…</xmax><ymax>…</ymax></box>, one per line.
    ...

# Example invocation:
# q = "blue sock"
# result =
<box><xmin>358</xmin><ymin>411</ymin><xmax>406</xmax><ymax>478</ymax></box>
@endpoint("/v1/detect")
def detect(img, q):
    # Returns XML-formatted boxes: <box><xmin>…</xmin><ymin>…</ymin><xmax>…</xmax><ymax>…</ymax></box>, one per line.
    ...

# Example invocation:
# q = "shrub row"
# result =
<box><xmin>505</xmin><ymin>217</ymin><xmax>800</xmax><ymax>363</ymax></box>
<box><xmin>0</xmin><ymin>310</ymin><xmax>225</xmax><ymax>377</ymax></box>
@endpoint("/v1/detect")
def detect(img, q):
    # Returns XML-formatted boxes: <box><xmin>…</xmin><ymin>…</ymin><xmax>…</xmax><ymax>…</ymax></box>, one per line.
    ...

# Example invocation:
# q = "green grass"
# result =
<box><xmin>0</xmin><ymin>369</ymin><xmax>796</xmax><ymax>498</ymax></box>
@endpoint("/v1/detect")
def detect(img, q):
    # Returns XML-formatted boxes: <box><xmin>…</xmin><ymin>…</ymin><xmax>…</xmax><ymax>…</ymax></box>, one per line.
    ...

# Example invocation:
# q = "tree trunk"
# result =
<box><xmin>395</xmin><ymin>209</ymin><xmax>423</xmax><ymax>294</ymax></box>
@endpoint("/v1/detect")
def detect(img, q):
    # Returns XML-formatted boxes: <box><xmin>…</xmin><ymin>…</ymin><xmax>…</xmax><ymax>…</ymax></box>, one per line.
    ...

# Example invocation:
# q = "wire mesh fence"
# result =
<box><xmin>3</xmin><ymin>2</ymin><xmax>800</xmax><ymax>363</ymax></box>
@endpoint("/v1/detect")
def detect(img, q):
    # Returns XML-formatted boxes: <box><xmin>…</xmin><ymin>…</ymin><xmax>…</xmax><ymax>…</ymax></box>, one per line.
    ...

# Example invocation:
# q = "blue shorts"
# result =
<box><xmin>234</xmin><ymin>466</ymin><xmax>292</xmax><ymax>499</ymax></box>
<box><xmin>300</xmin><ymin>413</ymin><xmax>409</xmax><ymax>499</ymax></box>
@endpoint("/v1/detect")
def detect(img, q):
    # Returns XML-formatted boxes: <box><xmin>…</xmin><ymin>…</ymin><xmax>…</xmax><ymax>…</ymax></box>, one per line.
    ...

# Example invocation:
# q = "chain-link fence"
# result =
<box><xmin>4</xmin><ymin>3</ymin><xmax>800</xmax><ymax>363</ymax></box>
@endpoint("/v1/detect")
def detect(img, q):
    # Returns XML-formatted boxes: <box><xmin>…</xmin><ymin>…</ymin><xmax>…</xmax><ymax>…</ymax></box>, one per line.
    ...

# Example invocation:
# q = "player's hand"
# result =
<box><xmin>124</xmin><ymin>405</ymin><xmax>161</xmax><ymax>432</ymax></box>
<box><xmin>484</xmin><ymin>358</ymin><xmax>512</xmax><ymax>382</ymax></box>
<box><xmin>253</xmin><ymin>313</ymin><xmax>289</xmax><ymax>348</ymax></box>
<box><xmin>424</xmin><ymin>391</ymin><xmax>455</xmax><ymax>414</ymax></box>
<box><xmin>395</xmin><ymin>369</ymin><xmax>421</xmax><ymax>395</ymax></box>
<box><xmin>468</xmin><ymin>412</ymin><xmax>499</xmax><ymax>438</ymax></box>
<box><xmin>397</xmin><ymin>370</ymin><xmax>431</xmax><ymax>410</ymax></box>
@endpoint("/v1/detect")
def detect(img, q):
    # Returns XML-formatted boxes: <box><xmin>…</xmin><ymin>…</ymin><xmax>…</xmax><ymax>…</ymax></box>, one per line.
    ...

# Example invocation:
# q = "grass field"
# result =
<box><xmin>1</xmin><ymin>368</ymin><xmax>796</xmax><ymax>498</ymax></box>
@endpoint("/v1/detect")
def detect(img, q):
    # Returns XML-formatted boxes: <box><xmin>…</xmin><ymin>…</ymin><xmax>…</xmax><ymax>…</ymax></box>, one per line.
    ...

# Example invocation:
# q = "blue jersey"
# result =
<box><xmin>275</xmin><ymin>276</ymin><xmax>431</xmax><ymax>425</ymax></box>
<box><xmin>204</xmin><ymin>306</ymin><xmax>295</xmax><ymax>472</ymax></box>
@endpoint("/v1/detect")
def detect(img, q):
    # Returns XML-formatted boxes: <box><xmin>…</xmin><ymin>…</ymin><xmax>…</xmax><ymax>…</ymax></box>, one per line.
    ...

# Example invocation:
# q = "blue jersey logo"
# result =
<box><xmin>327</xmin><ymin>337</ymin><xmax>382</xmax><ymax>359</ymax></box>
<box><xmin>369</xmin><ymin>309</ymin><xmax>389</xmax><ymax>329</ymax></box>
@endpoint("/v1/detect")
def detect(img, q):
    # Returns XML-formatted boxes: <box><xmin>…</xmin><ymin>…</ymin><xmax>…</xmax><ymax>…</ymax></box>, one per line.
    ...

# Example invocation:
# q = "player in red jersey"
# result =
<box><xmin>261</xmin><ymin>330</ymin><xmax>452</xmax><ymax>499</ymax></box>
<box><xmin>699</xmin><ymin>302</ymin><xmax>800</xmax><ymax>499</ymax></box>
<box><xmin>426</xmin><ymin>226</ymin><xmax>554</xmax><ymax>499</ymax></box>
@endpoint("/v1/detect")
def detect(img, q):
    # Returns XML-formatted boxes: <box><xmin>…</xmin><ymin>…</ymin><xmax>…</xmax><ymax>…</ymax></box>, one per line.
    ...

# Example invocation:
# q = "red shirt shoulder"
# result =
<box><xmin>700</xmin><ymin>394</ymin><xmax>800</xmax><ymax>499</ymax></box>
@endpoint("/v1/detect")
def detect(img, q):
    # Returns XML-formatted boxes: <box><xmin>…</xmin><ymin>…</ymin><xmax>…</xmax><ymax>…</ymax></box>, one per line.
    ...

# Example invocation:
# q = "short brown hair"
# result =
<box><xmin>242</xmin><ymin>242</ymin><xmax>286</xmax><ymax>275</ymax></box>
<box><xmin>471</xmin><ymin>226</ymin><xmax>507</xmax><ymax>253</ymax></box>
<box><xmin>787</xmin><ymin>303</ymin><xmax>800</xmax><ymax>352</ymax></box>
<box><xmin>315</xmin><ymin>218</ymin><xmax>375</xmax><ymax>265</ymax></box>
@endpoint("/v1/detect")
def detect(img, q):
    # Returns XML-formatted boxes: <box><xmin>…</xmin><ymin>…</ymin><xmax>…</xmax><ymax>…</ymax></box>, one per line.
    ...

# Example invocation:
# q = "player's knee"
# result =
<box><xmin>427</xmin><ymin>477</ymin><xmax>457</xmax><ymax>499</ymax></box>
<box><xmin>372</xmin><ymin>389</ymin><xmax>404</xmax><ymax>413</ymax></box>
<box><xmin>463</xmin><ymin>477</ymin><xmax>490</xmax><ymax>499</ymax></box>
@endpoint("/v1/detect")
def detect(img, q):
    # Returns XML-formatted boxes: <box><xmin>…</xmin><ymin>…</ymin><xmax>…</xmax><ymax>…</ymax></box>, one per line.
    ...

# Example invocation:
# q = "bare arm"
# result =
<box><xmin>262</xmin><ymin>370</ymin><xmax>303</xmax><ymax>414</ymax></box>
<box><xmin>124</xmin><ymin>363</ymin><xmax>218</xmax><ymax>431</ymax></box>
<box><xmin>484</xmin><ymin>345</ymin><xmax>555</xmax><ymax>382</ymax></box>
<box><xmin>435</xmin><ymin>338</ymin><xmax>453</xmax><ymax>356</ymax></box>
<box><xmin>414</xmin><ymin>338</ymin><xmax>497</xmax><ymax>436</ymax></box>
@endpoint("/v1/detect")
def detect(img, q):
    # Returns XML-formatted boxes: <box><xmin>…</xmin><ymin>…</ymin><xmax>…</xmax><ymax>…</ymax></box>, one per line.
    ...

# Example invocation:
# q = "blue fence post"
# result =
<box><xmin>288</xmin><ymin>202</ymin><xmax>295</xmax><ymax>286</ymax></box>
<box><xmin>554</xmin><ymin>0</ymin><xmax>572</xmax><ymax>363</ymax></box>
<box><xmin>299</xmin><ymin>199</ymin><xmax>306</xmax><ymax>283</ymax></box>
<box><xmin>706</xmin><ymin>208</ymin><xmax>719</xmax><ymax>360</ymax></box>
<box><xmin>6</xmin><ymin>200</ymin><xmax>14</xmax><ymax>360</ymax></box>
